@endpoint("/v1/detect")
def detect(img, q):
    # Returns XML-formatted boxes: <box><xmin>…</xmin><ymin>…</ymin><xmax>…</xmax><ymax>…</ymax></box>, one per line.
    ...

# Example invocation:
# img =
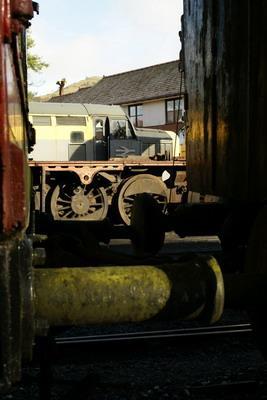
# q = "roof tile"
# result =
<box><xmin>50</xmin><ymin>60</ymin><xmax>184</xmax><ymax>105</ymax></box>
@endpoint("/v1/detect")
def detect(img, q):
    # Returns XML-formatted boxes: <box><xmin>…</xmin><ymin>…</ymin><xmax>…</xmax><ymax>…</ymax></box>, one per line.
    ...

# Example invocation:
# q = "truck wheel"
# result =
<box><xmin>50</xmin><ymin>183</ymin><xmax>108</xmax><ymax>221</ymax></box>
<box><xmin>117</xmin><ymin>174</ymin><xmax>168</xmax><ymax>225</ymax></box>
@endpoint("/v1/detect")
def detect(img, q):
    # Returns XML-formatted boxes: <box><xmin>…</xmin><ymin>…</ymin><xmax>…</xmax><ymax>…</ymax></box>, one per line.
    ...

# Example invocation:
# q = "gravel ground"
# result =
<box><xmin>3</xmin><ymin>235</ymin><xmax>267</xmax><ymax>400</ymax></box>
<box><xmin>3</xmin><ymin>311</ymin><xmax>267</xmax><ymax>400</ymax></box>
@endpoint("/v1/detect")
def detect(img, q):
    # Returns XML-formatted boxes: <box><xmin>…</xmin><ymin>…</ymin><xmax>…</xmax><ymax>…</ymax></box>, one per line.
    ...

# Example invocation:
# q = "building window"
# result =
<box><xmin>129</xmin><ymin>104</ymin><xmax>143</xmax><ymax>127</ymax></box>
<box><xmin>166</xmin><ymin>98</ymin><xmax>182</xmax><ymax>124</ymax></box>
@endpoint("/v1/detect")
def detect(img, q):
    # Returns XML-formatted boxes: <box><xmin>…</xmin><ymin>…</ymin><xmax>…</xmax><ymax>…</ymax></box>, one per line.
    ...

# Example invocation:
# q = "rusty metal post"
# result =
<box><xmin>0</xmin><ymin>236</ymin><xmax>34</xmax><ymax>391</ymax></box>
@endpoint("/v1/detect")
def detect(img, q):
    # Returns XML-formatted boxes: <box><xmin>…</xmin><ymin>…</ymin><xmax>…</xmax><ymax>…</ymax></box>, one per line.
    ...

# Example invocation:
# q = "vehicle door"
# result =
<box><xmin>109</xmin><ymin>118</ymin><xmax>140</xmax><ymax>158</ymax></box>
<box><xmin>94</xmin><ymin>117</ymin><xmax>108</xmax><ymax>160</ymax></box>
<box><xmin>55</xmin><ymin>115</ymin><xmax>88</xmax><ymax>161</ymax></box>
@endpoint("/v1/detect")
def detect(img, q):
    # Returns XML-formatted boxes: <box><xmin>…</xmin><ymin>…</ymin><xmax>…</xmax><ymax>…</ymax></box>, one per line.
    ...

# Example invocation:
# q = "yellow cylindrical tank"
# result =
<box><xmin>34</xmin><ymin>256</ymin><xmax>224</xmax><ymax>327</ymax></box>
<box><xmin>34</xmin><ymin>266</ymin><xmax>171</xmax><ymax>326</ymax></box>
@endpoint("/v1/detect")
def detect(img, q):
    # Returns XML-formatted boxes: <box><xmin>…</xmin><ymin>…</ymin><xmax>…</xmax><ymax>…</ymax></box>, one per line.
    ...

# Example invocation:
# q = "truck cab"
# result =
<box><xmin>29</xmin><ymin>102</ymin><xmax>179</xmax><ymax>161</ymax></box>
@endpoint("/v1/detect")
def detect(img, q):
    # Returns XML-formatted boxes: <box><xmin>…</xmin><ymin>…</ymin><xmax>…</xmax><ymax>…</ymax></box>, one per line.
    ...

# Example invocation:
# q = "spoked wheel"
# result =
<box><xmin>117</xmin><ymin>174</ymin><xmax>168</xmax><ymax>225</ymax></box>
<box><xmin>51</xmin><ymin>183</ymin><xmax>108</xmax><ymax>221</ymax></box>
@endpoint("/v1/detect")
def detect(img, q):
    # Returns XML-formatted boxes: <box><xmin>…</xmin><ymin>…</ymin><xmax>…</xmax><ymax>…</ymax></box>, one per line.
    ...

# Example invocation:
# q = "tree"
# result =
<box><xmin>27</xmin><ymin>32</ymin><xmax>49</xmax><ymax>98</ymax></box>
<box><xmin>27</xmin><ymin>33</ymin><xmax>49</xmax><ymax>72</ymax></box>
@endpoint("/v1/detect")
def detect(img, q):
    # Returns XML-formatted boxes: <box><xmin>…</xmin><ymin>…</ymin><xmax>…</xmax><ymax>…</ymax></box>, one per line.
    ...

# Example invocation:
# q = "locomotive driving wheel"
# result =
<box><xmin>116</xmin><ymin>174</ymin><xmax>168</xmax><ymax>225</ymax></box>
<box><xmin>51</xmin><ymin>183</ymin><xmax>108</xmax><ymax>221</ymax></box>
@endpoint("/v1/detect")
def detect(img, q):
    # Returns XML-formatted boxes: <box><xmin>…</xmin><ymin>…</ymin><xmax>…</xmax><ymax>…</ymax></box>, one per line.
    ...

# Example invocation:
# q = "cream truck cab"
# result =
<box><xmin>29</xmin><ymin>102</ymin><xmax>182</xmax><ymax>162</ymax></box>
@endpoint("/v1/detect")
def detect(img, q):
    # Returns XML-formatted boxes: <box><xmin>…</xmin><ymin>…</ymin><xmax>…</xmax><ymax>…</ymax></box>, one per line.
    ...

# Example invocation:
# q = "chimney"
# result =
<box><xmin>56</xmin><ymin>78</ymin><xmax>66</xmax><ymax>96</ymax></box>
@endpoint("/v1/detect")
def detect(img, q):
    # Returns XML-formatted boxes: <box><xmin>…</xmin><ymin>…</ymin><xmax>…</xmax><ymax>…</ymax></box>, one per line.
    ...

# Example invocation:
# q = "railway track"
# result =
<box><xmin>54</xmin><ymin>323</ymin><xmax>253</xmax><ymax>346</ymax></box>
<box><xmin>34</xmin><ymin>321</ymin><xmax>254</xmax><ymax>400</ymax></box>
<box><xmin>3</xmin><ymin>307</ymin><xmax>265</xmax><ymax>400</ymax></box>
<box><xmin>3</xmin><ymin>237</ymin><xmax>266</xmax><ymax>400</ymax></box>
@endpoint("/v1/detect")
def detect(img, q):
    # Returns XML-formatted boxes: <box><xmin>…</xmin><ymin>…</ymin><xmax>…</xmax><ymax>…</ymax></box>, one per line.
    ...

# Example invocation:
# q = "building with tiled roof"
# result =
<box><xmin>50</xmin><ymin>60</ymin><xmax>184</xmax><ymax>132</ymax></box>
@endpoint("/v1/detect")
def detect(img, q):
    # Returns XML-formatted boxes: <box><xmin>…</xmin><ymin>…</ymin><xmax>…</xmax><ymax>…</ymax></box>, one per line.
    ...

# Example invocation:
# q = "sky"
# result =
<box><xmin>29</xmin><ymin>0</ymin><xmax>183</xmax><ymax>96</ymax></box>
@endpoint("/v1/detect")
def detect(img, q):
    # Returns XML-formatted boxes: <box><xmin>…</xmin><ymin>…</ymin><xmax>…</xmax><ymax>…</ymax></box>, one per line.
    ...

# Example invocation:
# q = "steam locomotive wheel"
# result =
<box><xmin>51</xmin><ymin>183</ymin><xmax>108</xmax><ymax>221</ymax></box>
<box><xmin>117</xmin><ymin>174</ymin><xmax>168</xmax><ymax>225</ymax></box>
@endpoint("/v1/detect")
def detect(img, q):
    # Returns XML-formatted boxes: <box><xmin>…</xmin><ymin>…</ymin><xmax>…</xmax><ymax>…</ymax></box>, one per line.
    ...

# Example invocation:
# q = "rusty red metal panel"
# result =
<box><xmin>0</xmin><ymin>0</ymin><xmax>34</xmax><ymax>390</ymax></box>
<box><xmin>183</xmin><ymin>0</ymin><xmax>267</xmax><ymax>202</ymax></box>
<box><xmin>11</xmin><ymin>0</ymin><xmax>33</xmax><ymax>19</ymax></box>
<box><xmin>0</xmin><ymin>0</ymin><xmax>10</xmax><ymax>234</ymax></box>
<box><xmin>0</xmin><ymin>0</ymin><xmax>28</xmax><ymax>234</ymax></box>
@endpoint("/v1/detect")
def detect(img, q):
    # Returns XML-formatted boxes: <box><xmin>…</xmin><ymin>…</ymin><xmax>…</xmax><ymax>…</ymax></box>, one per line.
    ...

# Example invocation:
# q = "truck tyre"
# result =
<box><xmin>116</xmin><ymin>174</ymin><xmax>168</xmax><ymax>225</ymax></box>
